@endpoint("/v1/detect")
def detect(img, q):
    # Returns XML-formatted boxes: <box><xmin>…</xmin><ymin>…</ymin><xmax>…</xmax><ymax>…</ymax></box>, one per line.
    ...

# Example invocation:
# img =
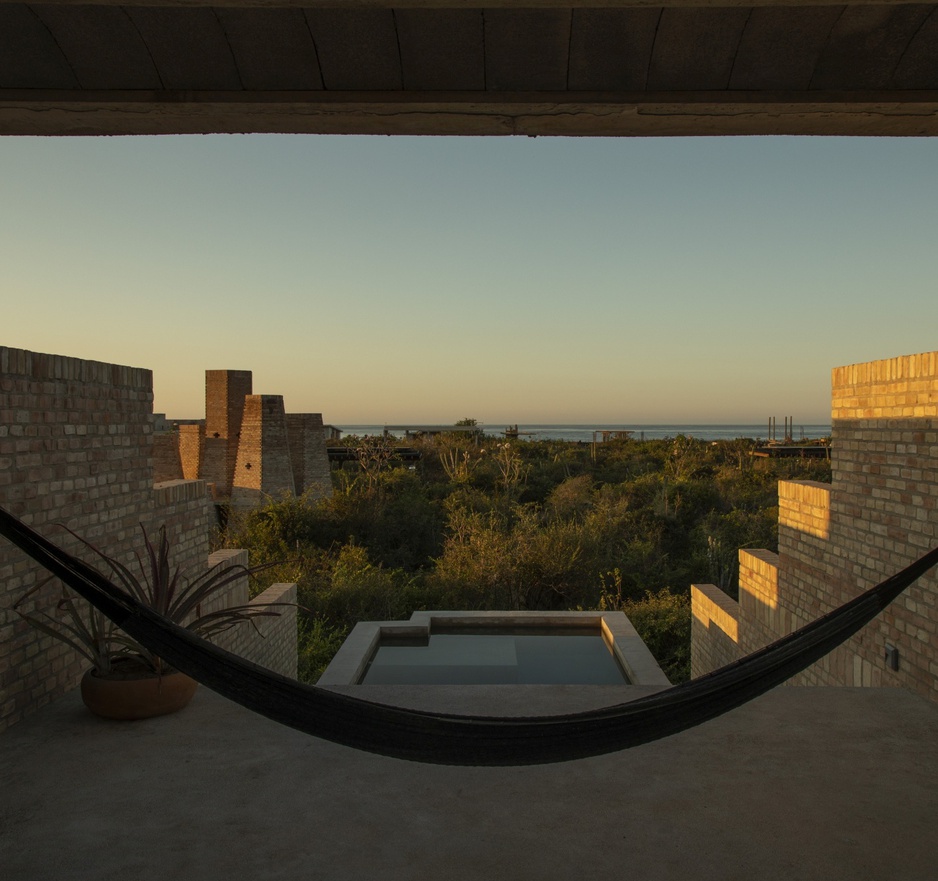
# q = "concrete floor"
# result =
<box><xmin>2</xmin><ymin>684</ymin><xmax>937</xmax><ymax>881</ymax></box>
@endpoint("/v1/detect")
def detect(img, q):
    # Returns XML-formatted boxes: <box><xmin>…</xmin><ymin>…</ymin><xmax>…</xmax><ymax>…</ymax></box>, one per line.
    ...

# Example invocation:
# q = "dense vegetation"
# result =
<box><xmin>221</xmin><ymin>433</ymin><xmax>830</xmax><ymax>684</ymax></box>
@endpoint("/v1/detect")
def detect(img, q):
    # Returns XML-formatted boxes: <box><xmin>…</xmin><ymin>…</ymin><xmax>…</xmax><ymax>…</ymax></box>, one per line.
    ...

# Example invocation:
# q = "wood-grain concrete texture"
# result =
<box><xmin>3</xmin><ymin>2</ymin><xmax>938</xmax><ymax>136</ymax></box>
<box><xmin>2</xmin><ymin>684</ymin><xmax>937</xmax><ymax>880</ymax></box>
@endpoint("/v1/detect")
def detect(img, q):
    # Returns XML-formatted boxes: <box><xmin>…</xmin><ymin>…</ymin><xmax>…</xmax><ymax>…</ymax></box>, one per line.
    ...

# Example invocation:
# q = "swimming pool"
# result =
<box><xmin>318</xmin><ymin>611</ymin><xmax>670</xmax><ymax>687</ymax></box>
<box><xmin>360</xmin><ymin>627</ymin><xmax>629</xmax><ymax>685</ymax></box>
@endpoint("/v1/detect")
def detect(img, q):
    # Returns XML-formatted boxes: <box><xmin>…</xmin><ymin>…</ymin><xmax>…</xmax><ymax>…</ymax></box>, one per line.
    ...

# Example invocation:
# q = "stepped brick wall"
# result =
<box><xmin>692</xmin><ymin>351</ymin><xmax>938</xmax><ymax>704</ymax></box>
<box><xmin>0</xmin><ymin>347</ymin><xmax>296</xmax><ymax>733</ymax></box>
<box><xmin>690</xmin><ymin>584</ymin><xmax>740</xmax><ymax>675</ymax></box>
<box><xmin>285</xmin><ymin>413</ymin><xmax>333</xmax><ymax>500</ymax></box>
<box><xmin>231</xmin><ymin>395</ymin><xmax>296</xmax><ymax>507</ymax></box>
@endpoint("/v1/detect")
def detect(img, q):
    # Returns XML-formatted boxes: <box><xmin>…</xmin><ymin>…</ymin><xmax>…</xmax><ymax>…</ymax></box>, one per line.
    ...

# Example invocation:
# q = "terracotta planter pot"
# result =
<box><xmin>80</xmin><ymin>668</ymin><xmax>198</xmax><ymax>721</ymax></box>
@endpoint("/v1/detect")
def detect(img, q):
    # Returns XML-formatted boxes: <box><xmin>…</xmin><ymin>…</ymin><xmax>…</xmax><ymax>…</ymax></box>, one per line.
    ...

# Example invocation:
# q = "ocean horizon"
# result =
<box><xmin>335</xmin><ymin>424</ymin><xmax>832</xmax><ymax>443</ymax></box>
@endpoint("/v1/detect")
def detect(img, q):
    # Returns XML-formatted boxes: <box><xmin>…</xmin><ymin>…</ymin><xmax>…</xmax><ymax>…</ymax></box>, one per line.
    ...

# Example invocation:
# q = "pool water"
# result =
<box><xmin>359</xmin><ymin>627</ymin><xmax>630</xmax><ymax>685</ymax></box>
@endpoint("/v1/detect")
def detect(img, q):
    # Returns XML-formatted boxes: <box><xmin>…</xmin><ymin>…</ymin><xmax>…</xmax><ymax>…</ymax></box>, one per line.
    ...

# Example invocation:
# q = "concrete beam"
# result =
<box><xmin>0</xmin><ymin>0</ymin><xmax>925</xmax><ymax>7</ymax></box>
<box><xmin>4</xmin><ymin>90</ymin><xmax>938</xmax><ymax>137</ymax></box>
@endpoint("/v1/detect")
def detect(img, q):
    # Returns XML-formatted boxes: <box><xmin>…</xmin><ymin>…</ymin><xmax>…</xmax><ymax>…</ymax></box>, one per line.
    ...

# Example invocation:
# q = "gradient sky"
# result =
<box><xmin>2</xmin><ymin>134</ymin><xmax>936</xmax><ymax>425</ymax></box>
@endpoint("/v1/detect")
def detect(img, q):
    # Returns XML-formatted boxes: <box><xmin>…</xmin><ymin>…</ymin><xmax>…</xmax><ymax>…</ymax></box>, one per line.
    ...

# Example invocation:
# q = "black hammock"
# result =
<box><xmin>2</xmin><ymin>504</ymin><xmax>937</xmax><ymax>767</ymax></box>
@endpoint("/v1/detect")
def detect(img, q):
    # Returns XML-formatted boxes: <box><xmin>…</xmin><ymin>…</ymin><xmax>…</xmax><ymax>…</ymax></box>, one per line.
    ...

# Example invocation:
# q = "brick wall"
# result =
<box><xmin>153</xmin><ymin>479</ymin><xmax>216</xmax><ymax>562</ymax></box>
<box><xmin>692</xmin><ymin>350</ymin><xmax>938</xmax><ymax>704</ymax></box>
<box><xmin>153</xmin><ymin>432</ymin><xmax>183</xmax><ymax>482</ymax></box>
<box><xmin>179</xmin><ymin>423</ymin><xmax>204</xmax><ymax>481</ymax></box>
<box><xmin>1</xmin><ymin>346</ymin><xmax>296</xmax><ymax>733</ymax></box>
<box><xmin>202</xmin><ymin>549</ymin><xmax>298</xmax><ymax>678</ymax></box>
<box><xmin>198</xmin><ymin>435</ymin><xmax>227</xmax><ymax>499</ymax></box>
<box><xmin>690</xmin><ymin>584</ymin><xmax>741</xmax><ymax>674</ymax></box>
<box><xmin>285</xmin><ymin>412</ymin><xmax>333</xmax><ymax>501</ymax></box>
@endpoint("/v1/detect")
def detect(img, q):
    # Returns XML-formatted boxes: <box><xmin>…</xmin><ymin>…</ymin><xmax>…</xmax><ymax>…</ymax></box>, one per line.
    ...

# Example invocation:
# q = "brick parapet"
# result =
<box><xmin>152</xmin><ymin>480</ymin><xmax>215</xmax><ymax>570</ymax></box>
<box><xmin>202</xmin><ymin>549</ymin><xmax>250</xmax><ymax>617</ymax></box>
<box><xmin>0</xmin><ymin>346</ymin><xmax>152</xmax><ymax>391</ymax></box>
<box><xmin>690</xmin><ymin>583</ymin><xmax>740</xmax><ymax>677</ymax></box>
<box><xmin>199</xmin><ymin>551</ymin><xmax>297</xmax><ymax>678</ymax></box>
<box><xmin>779</xmin><ymin>480</ymin><xmax>831</xmax><ymax>540</ymax></box>
<box><xmin>832</xmin><ymin>351</ymin><xmax>938</xmax><ymax>419</ymax></box>
<box><xmin>216</xmin><ymin>582</ymin><xmax>298</xmax><ymax>679</ymax></box>
<box><xmin>154</xmin><ymin>478</ymin><xmax>210</xmax><ymax>507</ymax></box>
<box><xmin>738</xmin><ymin>549</ymin><xmax>779</xmax><ymax>612</ymax></box>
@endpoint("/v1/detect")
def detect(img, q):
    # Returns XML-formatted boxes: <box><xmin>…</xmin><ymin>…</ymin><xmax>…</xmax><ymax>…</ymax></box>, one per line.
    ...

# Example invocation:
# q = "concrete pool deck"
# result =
<box><xmin>2</xmin><ymin>683</ymin><xmax>937</xmax><ymax>880</ymax></box>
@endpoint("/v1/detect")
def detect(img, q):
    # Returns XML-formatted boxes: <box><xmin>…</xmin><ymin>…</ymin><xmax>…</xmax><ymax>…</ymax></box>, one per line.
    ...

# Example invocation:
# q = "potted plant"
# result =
<box><xmin>14</xmin><ymin>524</ymin><xmax>285</xmax><ymax>720</ymax></box>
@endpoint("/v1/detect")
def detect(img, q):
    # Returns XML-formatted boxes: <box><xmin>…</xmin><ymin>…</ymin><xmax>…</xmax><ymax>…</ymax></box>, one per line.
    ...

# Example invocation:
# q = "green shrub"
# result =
<box><xmin>220</xmin><ymin>437</ymin><xmax>830</xmax><ymax>685</ymax></box>
<box><xmin>597</xmin><ymin>571</ymin><xmax>691</xmax><ymax>683</ymax></box>
<box><xmin>622</xmin><ymin>589</ymin><xmax>691</xmax><ymax>684</ymax></box>
<box><xmin>297</xmin><ymin>616</ymin><xmax>347</xmax><ymax>684</ymax></box>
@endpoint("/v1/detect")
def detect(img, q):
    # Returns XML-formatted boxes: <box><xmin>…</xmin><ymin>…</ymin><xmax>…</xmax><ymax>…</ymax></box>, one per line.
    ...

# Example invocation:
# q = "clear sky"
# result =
<box><xmin>2</xmin><ymin>135</ymin><xmax>936</xmax><ymax>425</ymax></box>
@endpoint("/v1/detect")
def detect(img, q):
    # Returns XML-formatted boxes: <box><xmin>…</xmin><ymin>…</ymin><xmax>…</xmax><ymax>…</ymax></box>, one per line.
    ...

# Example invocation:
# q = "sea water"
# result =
<box><xmin>336</xmin><ymin>424</ymin><xmax>831</xmax><ymax>443</ymax></box>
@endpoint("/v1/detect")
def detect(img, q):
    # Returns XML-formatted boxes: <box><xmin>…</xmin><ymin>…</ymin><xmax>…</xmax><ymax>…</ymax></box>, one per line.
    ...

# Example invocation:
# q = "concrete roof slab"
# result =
<box><xmin>304</xmin><ymin>8</ymin><xmax>402</xmax><ymax>90</ymax></box>
<box><xmin>893</xmin><ymin>8</ymin><xmax>938</xmax><ymax>87</ymax></box>
<box><xmin>483</xmin><ymin>8</ymin><xmax>573</xmax><ymax>91</ymax></box>
<box><xmin>126</xmin><ymin>6</ymin><xmax>244</xmax><ymax>90</ymax></box>
<box><xmin>567</xmin><ymin>8</ymin><xmax>661</xmax><ymax>91</ymax></box>
<box><xmin>216</xmin><ymin>7</ymin><xmax>324</xmax><ymax>90</ymax></box>
<box><xmin>5</xmin><ymin>3</ymin><xmax>938</xmax><ymax>136</ymax></box>
<box><xmin>728</xmin><ymin>6</ymin><xmax>843</xmax><ymax>90</ymax></box>
<box><xmin>2</xmin><ymin>685</ymin><xmax>937</xmax><ymax>880</ymax></box>
<box><xmin>810</xmin><ymin>5</ymin><xmax>934</xmax><ymax>91</ymax></box>
<box><xmin>647</xmin><ymin>7</ymin><xmax>752</xmax><ymax>90</ymax></box>
<box><xmin>0</xmin><ymin>4</ymin><xmax>80</xmax><ymax>89</ymax></box>
<box><xmin>396</xmin><ymin>9</ymin><xmax>485</xmax><ymax>91</ymax></box>
<box><xmin>32</xmin><ymin>4</ymin><xmax>162</xmax><ymax>90</ymax></box>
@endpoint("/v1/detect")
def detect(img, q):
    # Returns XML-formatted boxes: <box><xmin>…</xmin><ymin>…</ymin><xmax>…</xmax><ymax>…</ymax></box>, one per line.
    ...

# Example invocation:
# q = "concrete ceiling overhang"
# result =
<box><xmin>2</xmin><ymin>0</ymin><xmax>938</xmax><ymax>136</ymax></box>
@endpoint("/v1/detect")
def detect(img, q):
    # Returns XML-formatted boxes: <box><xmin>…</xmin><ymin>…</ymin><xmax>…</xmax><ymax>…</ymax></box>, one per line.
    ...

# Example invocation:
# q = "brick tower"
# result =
<box><xmin>202</xmin><ymin>369</ymin><xmax>252</xmax><ymax>495</ymax></box>
<box><xmin>231</xmin><ymin>395</ymin><xmax>296</xmax><ymax>507</ymax></box>
<box><xmin>285</xmin><ymin>413</ymin><xmax>333</xmax><ymax>500</ymax></box>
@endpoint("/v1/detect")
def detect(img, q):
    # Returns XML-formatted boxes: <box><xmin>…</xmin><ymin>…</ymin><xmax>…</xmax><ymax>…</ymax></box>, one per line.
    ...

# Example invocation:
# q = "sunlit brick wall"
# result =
<box><xmin>179</xmin><ymin>423</ymin><xmax>204</xmax><ymax>481</ymax></box>
<box><xmin>231</xmin><ymin>395</ymin><xmax>295</xmax><ymax>507</ymax></box>
<box><xmin>690</xmin><ymin>584</ymin><xmax>741</xmax><ymax>674</ymax></box>
<box><xmin>692</xmin><ymin>351</ymin><xmax>938</xmax><ymax>702</ymax></box>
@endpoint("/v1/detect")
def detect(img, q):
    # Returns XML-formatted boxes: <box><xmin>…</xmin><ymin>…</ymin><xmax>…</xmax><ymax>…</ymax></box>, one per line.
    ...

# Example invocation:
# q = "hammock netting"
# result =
<box><xmin>2</xmin><ymin>504</ymin><xmax>936</xmax><ymax>766</ymax></box>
